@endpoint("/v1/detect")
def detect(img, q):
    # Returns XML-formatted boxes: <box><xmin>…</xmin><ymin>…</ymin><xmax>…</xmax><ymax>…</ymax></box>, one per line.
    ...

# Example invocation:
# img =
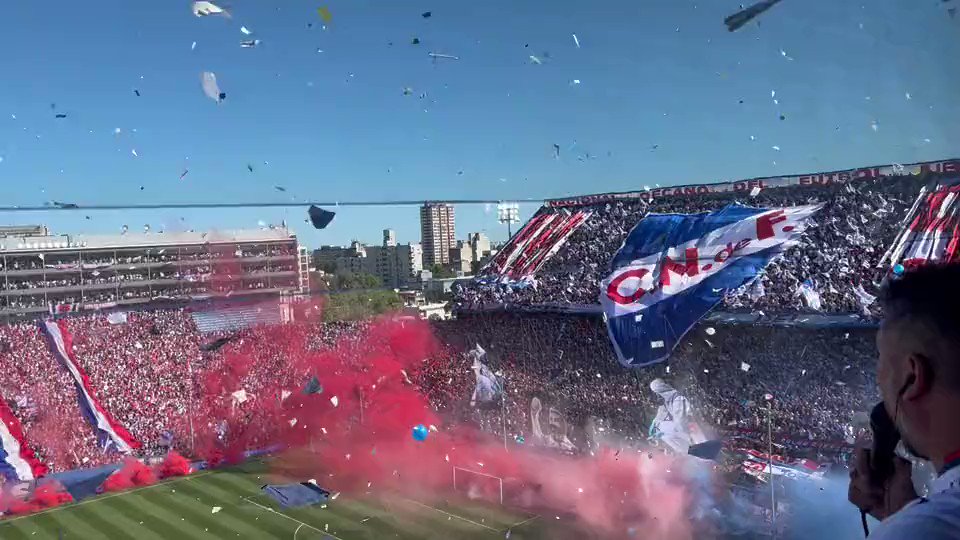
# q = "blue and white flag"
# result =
<box><xmin>600</xmin><ymin>204</ymin><xmax>821</xmax><ymax>367</ymax></box>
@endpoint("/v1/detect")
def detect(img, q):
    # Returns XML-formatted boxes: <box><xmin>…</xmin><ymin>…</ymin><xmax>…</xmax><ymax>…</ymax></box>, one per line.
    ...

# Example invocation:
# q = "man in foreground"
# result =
<box><xmin>849</xmin><ymin>264</ymin><xmax>960</xmax><ymax>538</ymax></box>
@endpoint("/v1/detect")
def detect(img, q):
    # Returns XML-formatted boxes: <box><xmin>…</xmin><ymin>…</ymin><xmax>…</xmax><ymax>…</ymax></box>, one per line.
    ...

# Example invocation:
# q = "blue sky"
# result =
<box><xmin>0</xmin><ymin>0</ymin><xmax>957</xmax><ymax>249</ymax></box>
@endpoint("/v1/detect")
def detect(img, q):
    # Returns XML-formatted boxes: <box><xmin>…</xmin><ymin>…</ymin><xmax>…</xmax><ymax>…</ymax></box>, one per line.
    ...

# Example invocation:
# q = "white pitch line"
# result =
<box><xmin>242</xmin><ymin>496</ymin><xmax>344</xmax><ymax>540</ymax></box>
<box><xmin>399</xmin><ymin>497</ymin><xmax>499</xmax><ymax>532</ymax></box>
<box><xmin>0</xmin><ymin>471</ymin><xmax>215</xmax><ymax>523</ymax></box>
<box><xmin>505</xmin><ymin>515</ymin><xmax>540</xmax><ymax>530</ymax></box>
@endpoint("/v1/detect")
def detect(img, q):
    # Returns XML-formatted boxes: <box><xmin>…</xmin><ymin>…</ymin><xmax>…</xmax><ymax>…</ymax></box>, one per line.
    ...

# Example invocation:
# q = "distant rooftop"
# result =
<box><xmin>0</xmin><ymin>227</ymin><xmax>296</xmax><ymax>253</ymax></box>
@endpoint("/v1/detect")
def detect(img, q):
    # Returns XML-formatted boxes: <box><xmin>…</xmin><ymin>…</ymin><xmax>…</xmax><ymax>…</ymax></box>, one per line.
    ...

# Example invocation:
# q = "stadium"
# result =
<box><xmin>0</xmin><ymin>156</ymin><xmax>957</xmax><ymax>539</ymax></box>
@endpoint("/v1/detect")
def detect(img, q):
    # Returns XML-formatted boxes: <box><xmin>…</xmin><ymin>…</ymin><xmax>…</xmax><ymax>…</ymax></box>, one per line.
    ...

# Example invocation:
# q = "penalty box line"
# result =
<box><xmin>399</xmin><ymin>497</ymin><xmax>500</xmax><ymax>532</ymax></box>
<box><xmin>242</xmin><ymin>496</ymin><xmax>345</xmax><ymax>540</ymax></box>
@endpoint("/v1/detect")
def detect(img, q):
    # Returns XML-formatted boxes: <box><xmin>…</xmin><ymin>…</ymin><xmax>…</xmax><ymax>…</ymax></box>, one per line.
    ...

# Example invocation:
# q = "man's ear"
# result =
<box><xmin>903</xmin><ymin>353</ymin><xmax>933</xmax><ymax>401</ymax></box>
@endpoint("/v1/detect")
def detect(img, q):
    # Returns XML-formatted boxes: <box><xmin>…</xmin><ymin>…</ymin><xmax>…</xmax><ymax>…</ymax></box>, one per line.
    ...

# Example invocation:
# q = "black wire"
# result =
<box><xmin>0</xmin><ymin>199</ymin><xmax>532</xmax><ymax>212</ymax></box>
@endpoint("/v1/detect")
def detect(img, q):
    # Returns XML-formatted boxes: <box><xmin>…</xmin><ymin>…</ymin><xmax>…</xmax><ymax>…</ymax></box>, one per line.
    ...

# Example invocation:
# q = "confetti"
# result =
<box><xmin>705</xmin><ymin>327</ymin><xmax>716</xmax><ymax>336</ymax></box>
<box><xmin>771</xmin><ymin>145</ymin><xmax>781</xmax><ymax>151</ymax></box>
<box><xmin>200</xmin><ymin>72</ymin><xmax>226</xmax><ymax>103</ymax></box>
<box><xmin>428</xmin><ymin>52</ymin><xmax>459</xmax><ymax>61</ymax></box>
<box><xmin>529</xmin><ymin>55</ymin><xmax>542</xmax><ymax>65</ymax></box>
<box><xmin>330</xmin><ymin>396</ymin><xmax>339</xmax><ymax>407</ymax></box>
<box><xmin>317</xmin><ymin>7</ymin><xmax>332</xmax><ymax>22</ymax></box>
<box><xmin>870</xmin><ymin>120</ymin><xmax>879</xmax><ymax>132</ymax></box>
<box><xmin>572</xmin><ymin>34</ymin><xmax>581</xmax><ymax>48</ymax></box>
<box><xmin>905</xmin><ymin>92</ymin><xmax>912</xmax><ymax>100</ymax></box>
<box><xmin>740</xmin><ymin>362</ymin><xmax>751</xmax><ymax>372</ymax></box>
<box><xmin>749</xmin><ymin>186</ymin><xmax>762</xmax><ymax>197</ymax></box>
<box><xmin>571</xmin><ymin>79</ymin><xmax>581</xmax><ymax>85</ymax></box>
<box><xmin>191</xmin><ymin>41</ymin><xmax>197</xmax><ymax>51</ymax></box>
<box><xmin>240</xmin><ymin>26</ymin><xmax>252</xmax><ymax>35</ymax></box>
<box><xmin>55</xmin><ymin>113</ymin><xmax>67</xmax><ymax>119</ymax></box>
<box><xmin>240</xmin><ymin>40</ymin><xmax>261</xmax><ymax>48</ymax></box>
<box><xmin>650</xmin><ymin>340</ymin><xmax>665</xmax><ymax>349</ymax></box>
<box><xmin>212</xmin><ymin>507</ymin><xmax>222</xmax><ymax>513</ymax></box>
<box><xmin>131</xmin><ymin>149</ymin><xmax>139</xmax><ymax>157</ymax></box>
<box><xmin>192</xmin><ymin>1</ymin><xmax>229</xmax><ymax>18</ymax></box>
<box><xmin>553</xmin><ymin>144</ymin><xmax>560</xmax><ymax>159</ymax></box>
<box><xmin>422</xmin><ymin>11</ymin><xmax>432</xmax><ymax>18</ymax></box>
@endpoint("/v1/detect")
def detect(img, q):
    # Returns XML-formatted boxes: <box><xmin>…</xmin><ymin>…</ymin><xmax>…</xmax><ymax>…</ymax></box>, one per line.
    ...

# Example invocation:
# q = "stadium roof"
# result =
<box><xmin>0</xmin><ymin>228</ymin><xmax>296</xmax><ymax>253</ymax></box>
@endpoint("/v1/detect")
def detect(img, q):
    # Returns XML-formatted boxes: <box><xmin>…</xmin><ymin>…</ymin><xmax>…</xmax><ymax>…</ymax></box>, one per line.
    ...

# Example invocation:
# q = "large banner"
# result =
<box><xmin>40</xmin><ymin>320</ymin><xmax>141</xmax><ymax>453</ymax></box>
<box><xmin>546</xmin><ymin>159</ymin><xmax>959</xmax><ymax>208</ymax></box>
<box><xmin>0</xmin><ymin>399</ymin><xmax>47</xmax><ymax>482</ymax></box>
<box><xmin>485</xmin><ymin>209</ymin><xmax>592</xmax><ymax>282</ymax></box>
<box><xmin>883</xmin><ymin>176</ymin><xmax>960</xmax><ymax>268</ymax></box>
<box><xmin>601</xmin><ymin>204</ymin><xmax>820</xmax><ymax>367</ymax></box>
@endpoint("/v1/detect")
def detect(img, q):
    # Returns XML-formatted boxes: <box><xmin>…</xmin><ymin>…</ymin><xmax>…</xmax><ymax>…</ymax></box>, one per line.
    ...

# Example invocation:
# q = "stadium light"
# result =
<box><xmin>497</xmin><ymin>202</ymin><xmax>520</xmax><ymax>237</ymax></box>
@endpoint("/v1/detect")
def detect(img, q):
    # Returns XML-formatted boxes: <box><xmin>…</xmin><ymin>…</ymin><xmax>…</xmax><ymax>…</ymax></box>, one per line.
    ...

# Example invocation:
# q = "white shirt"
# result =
<box><xmin>870</xmin><ymin>465</ymin><xmax>960</xmax><ymax>539</ymax></box>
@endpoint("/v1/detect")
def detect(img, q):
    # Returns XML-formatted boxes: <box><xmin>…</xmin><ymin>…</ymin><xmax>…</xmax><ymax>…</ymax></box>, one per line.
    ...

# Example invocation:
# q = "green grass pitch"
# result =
<box><xmin>0</xmin><ymin>460</ymin><xmax>560</xmax><ymax>539</ymax></box>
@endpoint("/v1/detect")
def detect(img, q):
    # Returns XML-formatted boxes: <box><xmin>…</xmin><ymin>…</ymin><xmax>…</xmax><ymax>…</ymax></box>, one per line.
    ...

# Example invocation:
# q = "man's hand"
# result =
<box><xmin>848</xmin><ymin>447</ymin><xmax>919</xmax><ymax>520</ymax></box>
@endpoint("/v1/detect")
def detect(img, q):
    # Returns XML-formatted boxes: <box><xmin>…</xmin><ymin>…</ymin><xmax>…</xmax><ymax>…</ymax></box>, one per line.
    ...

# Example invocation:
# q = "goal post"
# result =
<box><xmin>452</xmin><ymin>466</ymin><xmax>504</xmax><ymax>505</ymax></box>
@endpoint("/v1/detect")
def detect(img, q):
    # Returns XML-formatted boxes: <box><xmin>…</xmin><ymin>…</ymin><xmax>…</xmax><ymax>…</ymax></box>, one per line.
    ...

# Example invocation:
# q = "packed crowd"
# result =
<box><xmin>457</xmin><ymin>174</ymin><xmax>927</xmax><ymax>317</ymax></box>
<box><xmin>0</xmin><ymin>306</ymin><xmax>875</xmax><ymax>474</ymax></box>
<box><xmin>428</xmin><ymin>314</ymin><xmax>876</xmax><ymax>450</ymax></box>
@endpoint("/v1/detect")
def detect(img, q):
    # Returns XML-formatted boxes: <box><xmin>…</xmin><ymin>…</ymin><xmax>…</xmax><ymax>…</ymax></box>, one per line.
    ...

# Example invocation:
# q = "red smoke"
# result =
<box><xmin>188</xmin><ymin>316</ymin><xmax>699</xmax><ymax>538</ymax></box>
<box><xmin>158</xmin><ymin>451</ymin><xmax>192</xmax><ymax>479</ymax></box>
<box><xmin>99</xmin><ymin>458</ymin><xmax>157</xmax><ymax>493</ymax></box>
<box><xmin>1</xmin><ymin>482</ymin><xmax>73</xmax><ymax>516</ymax></box>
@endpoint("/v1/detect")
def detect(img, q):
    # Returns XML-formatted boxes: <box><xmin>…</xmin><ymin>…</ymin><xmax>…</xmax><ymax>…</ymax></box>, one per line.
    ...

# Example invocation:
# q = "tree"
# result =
<box><xmin>322</xmin><ymin>289</ymin><xmax>403</xmax><ymax>322</ymax></box>
<box><xmin>428</xmin><ymin>264</ymin><xmax>455</xmax><ymax>279</ymax></box>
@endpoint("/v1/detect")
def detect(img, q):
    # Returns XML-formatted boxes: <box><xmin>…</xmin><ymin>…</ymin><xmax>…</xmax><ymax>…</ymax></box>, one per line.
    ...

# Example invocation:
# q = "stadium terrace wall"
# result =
<box><xmin>544</xmin><ymin>158</ymin><xmax>959</xmax><ymax>207</ymax></box>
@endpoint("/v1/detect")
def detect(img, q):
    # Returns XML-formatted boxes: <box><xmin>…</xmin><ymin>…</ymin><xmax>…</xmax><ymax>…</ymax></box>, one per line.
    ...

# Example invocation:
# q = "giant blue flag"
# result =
<box><xmin>600</xmin><ymin>204</ymin><xmax>821</xmax><ymax>367</ymax></box>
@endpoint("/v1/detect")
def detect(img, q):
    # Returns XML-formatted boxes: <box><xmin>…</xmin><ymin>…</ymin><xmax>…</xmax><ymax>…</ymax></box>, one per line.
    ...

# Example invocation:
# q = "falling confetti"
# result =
<box><xmin>741</xmin><ymin>362</ymin><xmax>751</xmax><ymax>372</ymax></box>
<box><xmin>428</xmin><ymin>52</ymin><xmax>459</xmax><ymax>61</ymax></box>
<box><xmin>553</xmin><ymin>144</ymin><xmax>560</xmax><ymax>159</ymax></box>
<box><xmin>870</xmin><ymin>120</ymin><xmax>879</xmax><ymax>132</ymax></box>
<box><xmin>772</xmin><ymin>145</ymin><xmax>781</xmax><ymax>151</ymax></box>
<box><xmin>529</xmin><ymin>55</ymin><xmax>542</xmax><ymax>65</ymax></box>
<box><xmin>179</xmin><ymin>169</ymin><xmax>189</xmax><ymax>180</ymax></box>
<box><xmin>572</xmin><ymin>34</ymin><xmax>581</xmax><ymax>48</ymax></box>
<box><xmin>905</xmin><ymin>92</ymin><xmax>912</xmax><ymax>100</ymax></box>
<box><xmin>317</xmin><ymin>6</ymin><xmax>332</xmax><ymax>23</ymax></box>
<box><xmin>330</xmin><ymin>396</ymin><xmax>339</xmax><ymax>407</ymax></box>
<box><xmin>191</xmin><ymin>41</ymin><xmax>197</xmax><ymax>51</ymax></box>
<box><xmin>705</xmin><ymin>327</ymin><xmax>716</xmax><ymax>335</ymax></box>
<box><xmin>131</xmin><ymin>149</ymin><xmax>139</xmax><ymax>157</ymax></box>
<box><xmin>212</xmin><ymin>507</ymin><xmax>222</xmax><ymax>514</ymax></box>
<box><xmin>200</xmin><ymin>72</ymin><xmax>226</xmax><ymax>103</ymax></box>
<box><xmin>422</xmin><ymin>11</ymin><xmax>432</xmax><ymax>18</ymax></box>
<box><xmin>55</xmin><ymin>113</ymin><xmax>67</xmax><ymax>119</ymax></box>
<box><xmin>240</xmin><ymin>26</ymin><xmax>252</xmax><ymax>35</ymax></box>
<box><xmin>571</xmin><ymin>79</ymin><xmax>581</xmax><ymax>85</ymax></box>
<box><xmin>192</xmin><ymin>1</ymin><xmax>230</xmax><ymax>18</ymax></box>
<box><xmin>240</xmin><ymin>40</ymin><xmax>261</xmax><ymax>48</ymax></box>
<box><xmin>274</xmin><ymin>186</ymin><xmax>286</xmax><ymax>192</ymax></box>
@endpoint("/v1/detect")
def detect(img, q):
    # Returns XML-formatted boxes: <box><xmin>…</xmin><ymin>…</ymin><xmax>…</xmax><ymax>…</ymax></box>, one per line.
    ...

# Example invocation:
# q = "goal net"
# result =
<box><xmin>452</xmin><ymin>466</ymin><xmax>504</xmax><ymax>505</ymax></box>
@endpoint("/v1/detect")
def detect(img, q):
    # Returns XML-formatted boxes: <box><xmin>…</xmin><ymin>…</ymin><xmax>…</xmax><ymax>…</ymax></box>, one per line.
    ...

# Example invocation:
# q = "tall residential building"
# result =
<box><xmin>420</xmin><ymin>203</ymin><xmax>456</xmax><ymax>268</ymax></box>
<box><xmin>383</xmin><ymin>229</ymin><xmax>397</xmax><ymax>248</ymax></box>
<box><xmin>467</xmin><ymin>232</ymin><xmax>492</xmax><ymax>263</ymax></box>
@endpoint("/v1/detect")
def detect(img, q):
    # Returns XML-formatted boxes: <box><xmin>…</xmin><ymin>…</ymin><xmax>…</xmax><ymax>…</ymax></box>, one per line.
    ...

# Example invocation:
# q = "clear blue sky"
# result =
<box><xmin>0</xmin><ymin>0</ymin><xmax>957</xmax><ymax>249</ymax></box>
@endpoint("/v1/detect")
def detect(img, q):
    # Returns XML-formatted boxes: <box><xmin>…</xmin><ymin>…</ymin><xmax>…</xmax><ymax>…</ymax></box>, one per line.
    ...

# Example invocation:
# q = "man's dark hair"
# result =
<box><xmin>881</xmin><ymin>264</ymin><xmax>960</xmax><ymax>389</ymax></box>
